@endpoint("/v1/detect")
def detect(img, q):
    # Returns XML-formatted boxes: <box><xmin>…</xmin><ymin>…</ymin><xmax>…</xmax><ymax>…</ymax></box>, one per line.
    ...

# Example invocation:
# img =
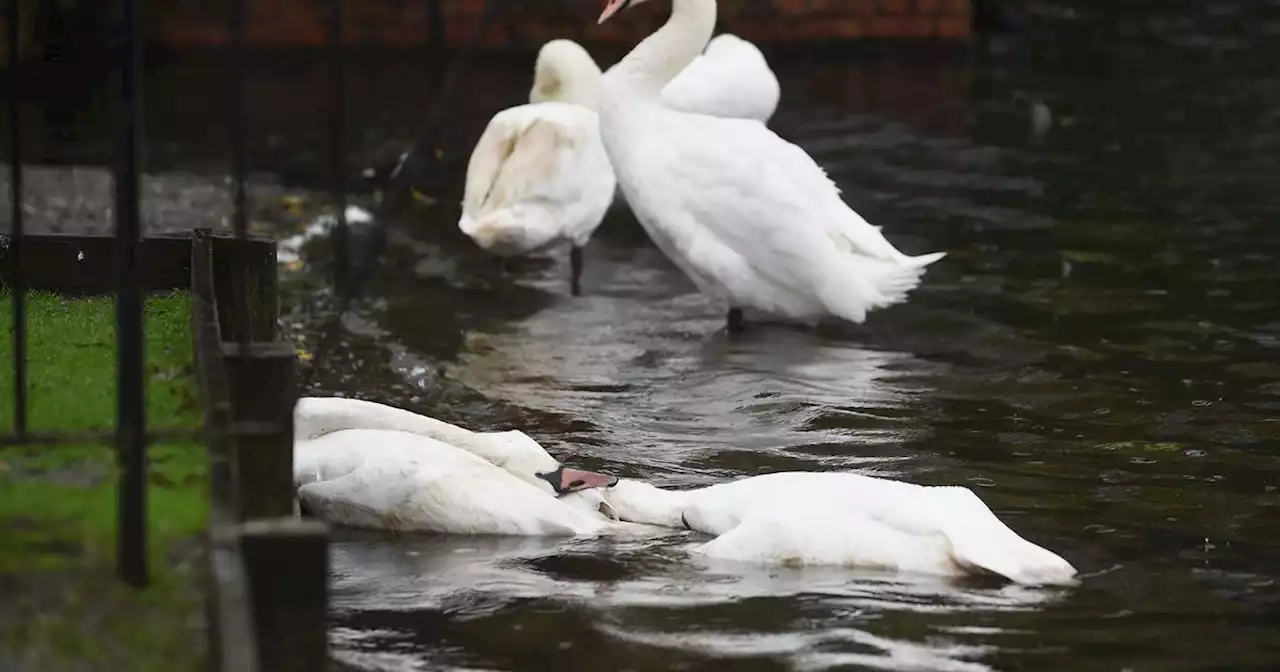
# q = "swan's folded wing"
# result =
<box><xmin>296</xmin><ymin>460</ymin><xmax>595</xmax><ymax>536</ymax></box>
<box><xmin>462</xmin><ymin>105</ymin><xmax>597</xmax><ymax>218</ymax></box>
<box><xmin>659</xmin><ymin>42</ymin><xmax>779</xmax><ymax>123</ymax></box>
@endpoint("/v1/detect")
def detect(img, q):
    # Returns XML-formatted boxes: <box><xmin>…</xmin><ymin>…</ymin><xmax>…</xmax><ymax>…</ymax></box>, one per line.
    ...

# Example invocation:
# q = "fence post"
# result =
<box><xmin>223</xmin><ymin>341</ymin><xmax>298</xmax><ymax>521</ymax></box>
<box><xmin>113</xmin><ymin>0</ymin><xmax>147</xmax><ymax>588</ymax></box>
<box><xmin>240</xmin><ymin>517</ymin><xmax>330</xmax><ymax>672</ymax></box>
<box><xmin>212</xmin><ymin>236</ymin><xmax>279</xmax><ymax>343</ymax></box>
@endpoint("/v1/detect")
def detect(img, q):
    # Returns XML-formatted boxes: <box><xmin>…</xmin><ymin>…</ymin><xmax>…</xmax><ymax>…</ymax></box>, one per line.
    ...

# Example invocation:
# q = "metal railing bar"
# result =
<box><xmin>114</xmin><ymin>0</ymin><xmax>148</xmax><ymax>588</ymax></box>
<box><xmin>229</xmin><ymin>0</ymin><xmax>254</xmax><ymax>350</ymax></box>
<box><xmin>8</xmin><ymin>0</ymin><xmax>27</xmax><ymax>440</ymax></box>
<box><xmin>383</xmin><ymin>0</ymin><xmax>503</xmax><ymax>213</ymax></box>
<box><xmin>229</xmin><ymin>0</ymin><xmax>248</xmax><ymax>244</ymax></box>
<box><xmin>0</xmin><ymin>422</ymin><xmax>288</xmax><ymax>448</ymax></box>
<box><xmin>328</xmin><ymin>0</ymin><xmax>349</xmax><ymax>300</ymax></box>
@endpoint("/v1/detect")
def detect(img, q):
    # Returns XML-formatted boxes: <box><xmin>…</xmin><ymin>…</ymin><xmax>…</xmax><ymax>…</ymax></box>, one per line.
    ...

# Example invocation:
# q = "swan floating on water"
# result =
<box><xmin>595</xmin><ymin>472</ymin><xmax>1078</xmax><ymax>586</ymax></box>
<box><xmin>292</xmin><ymin>397</ymin><xmax>630</xmax><ymax>535</ymax></box>
<box><xmin>596</xmin><ymin>0</ymin><xmax>947</xmax><ymax>333</ymax></box>
<box><xmin>459</xmin><ymin>34</ymin><xmax>779</xmax><ymax>295</ymax></box>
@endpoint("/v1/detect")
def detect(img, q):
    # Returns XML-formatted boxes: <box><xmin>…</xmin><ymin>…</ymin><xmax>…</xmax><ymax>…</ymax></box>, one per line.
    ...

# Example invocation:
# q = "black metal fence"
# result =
<box><xmin>2</xmin><ymin>0</ymin><xmax>357</xmax><ymax>588</ymax></box>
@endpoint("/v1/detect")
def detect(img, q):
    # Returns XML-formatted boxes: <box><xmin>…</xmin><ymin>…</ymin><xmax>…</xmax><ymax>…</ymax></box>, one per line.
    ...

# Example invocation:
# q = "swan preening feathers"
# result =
<box><xmin>292</xmin><ymin>397</ymin><xmax>1076</xmax><ymax>586</ymax></box>
<box><xmin>459</xmin><ymin>33</ymin><xmax>780</xmax><ymax>296</ymax></box>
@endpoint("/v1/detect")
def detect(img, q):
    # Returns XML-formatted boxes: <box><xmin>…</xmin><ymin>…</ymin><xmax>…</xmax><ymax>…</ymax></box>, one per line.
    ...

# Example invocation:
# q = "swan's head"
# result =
<box><xmin>597</xmin><ymin>0</ymin><xmax>652</xmax><ymax>24</ymax></box>
<box><xmin>486</xmin><ymin>430</ymin><xmax>620</xmax><ymax>497</ymax></box>
<box><xmin>530</xmin><ymin>39</ymin><xmax>603</xmax><ymax>110</ymax></box>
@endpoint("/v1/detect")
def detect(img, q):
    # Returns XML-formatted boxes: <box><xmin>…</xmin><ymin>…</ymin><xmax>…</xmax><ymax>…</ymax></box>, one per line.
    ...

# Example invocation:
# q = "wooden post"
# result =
<box><xmin>223</xmin><ymin>341</ymin><xmax>298</xmax><ymax>522</ymax></box>
<box><xmin>212</xmin><ymin>234</ymin><xmax>278</xmax><ymax>343</ymax></box>
<box><xmin>207</xmin><ymin>522</ymin><xmax>261</xmax><ymax>672</ymax></box>
<box><xmin>239</xmin><ymin>518</ymin><xmax>329</xmax><ymax>672</ymax></box>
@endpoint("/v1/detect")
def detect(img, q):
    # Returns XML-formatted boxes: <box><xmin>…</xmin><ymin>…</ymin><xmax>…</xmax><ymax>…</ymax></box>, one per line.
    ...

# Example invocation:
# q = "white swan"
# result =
<box><xmin>459</xmin><ymin>35</ymin><xmax>780</xmax><ymax>296</ymax></box>
<box><xmin>459</xmin><ymin>45</ymin><xmax>615</xmax><ymax>296</ymax></box>
<box><xmin>292</xmin><ymin>397</ymin><xmax>626</xmax><ymax>535</ymax></box>
<box><xmin>654</xmin><ymin>33</ymin><xmax>779</xmax><ymax>123</ymax></box>
<box><xmin>596</xmin><ymin>0</ymin><xmax>947</xmax><ymax>333</ymax></box>
<box><xmin>595</xmin><ymin>472</ymin><xmax>1078</xmax><ymax>585</ymax></box>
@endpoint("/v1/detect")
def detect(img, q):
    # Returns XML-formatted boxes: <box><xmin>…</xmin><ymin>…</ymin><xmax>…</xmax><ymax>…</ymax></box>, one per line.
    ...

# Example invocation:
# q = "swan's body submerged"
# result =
<box><xmin>597</xmin><ymin>472</ymin><xmax>1078</xmax><ymax>586</ymax></box>
<box><xmin>597</xmin><ymin>0</ymin><xmax>946</xmax><ymax>331</ymax></box>
<box><xmin>292</xmin><ymin>397</ymin><xmax>627</xmax><ymax>536</ymax></box>
<box><xmin>459</xmin><ymin>34</ymin><xmax>780</xmax><ymax>295</ymax></box>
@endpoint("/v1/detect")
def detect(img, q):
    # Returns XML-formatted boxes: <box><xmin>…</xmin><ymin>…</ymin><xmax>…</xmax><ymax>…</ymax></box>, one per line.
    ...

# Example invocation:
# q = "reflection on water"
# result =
<box><xmin>329</xmin><ymin>533</ymin><xmax>1069</xmax><ymax>672</ymax></box>
<box><xmin>447</xmin><ymin>285</ymin><xmax>940</xmax><ymax>481</ymax></box>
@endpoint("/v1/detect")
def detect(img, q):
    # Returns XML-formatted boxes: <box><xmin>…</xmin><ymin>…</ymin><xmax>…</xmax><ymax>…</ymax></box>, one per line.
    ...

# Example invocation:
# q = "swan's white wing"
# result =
<box><xmin>679</xmin><ymin>473</ymin><xmax>1075</xmax><ymax>584</ymax></box>
<box><xmin>693</xmin><ymin>510</ymin><xmax>955</xmax><ymax>576</ymax></box>
<box><xmin>916</xmin><ymin>487</ymin><xmax>1078</xmax><ymax>585</ymax></box>
<box><xmin>620</xmin><ymin>113</ymin><xmax>943</xmax><ymax>320</ymax></box>
<box><xmin>296</xmin><ymin>457</ymin><xmax>601</xmax><ymax>536</ymax></box>
<box><xmin>460</xmin><ymin>102</ymin><xmax>616</xmax><ymax>252</ymax></box>
<box><xmin>294</xmin><ymin>428</ymin><xmax>481</xmax><ymax>488</ymax></box>
<box><xmin>659</xmin><ymin>35</ymin><xmax>780</xmax><ymax>123</ymax></box>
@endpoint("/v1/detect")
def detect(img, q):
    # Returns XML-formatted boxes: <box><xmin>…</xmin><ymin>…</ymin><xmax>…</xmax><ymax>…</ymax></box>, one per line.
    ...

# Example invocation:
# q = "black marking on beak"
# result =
<box><xmin>536</xmin><ymin>465</ymin><xmax>619</xmax><ymax>496</ymax></box>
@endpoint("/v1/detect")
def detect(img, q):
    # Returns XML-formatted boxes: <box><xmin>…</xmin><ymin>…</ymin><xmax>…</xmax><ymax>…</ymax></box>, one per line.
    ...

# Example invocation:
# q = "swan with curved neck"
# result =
<box><xmin>529</xmin><ymin>39</ymin><xmax>605</xmax><ymax>110</ymax></box>
<box><xmin>595</xmin><ymin>472</ymin><xmax>1079</xmax><ymax>585</ymax></box>
<box><xmin>596</xmin><ymin>0</ymin><xmax>947</xmax><ymax>333</ymax></box>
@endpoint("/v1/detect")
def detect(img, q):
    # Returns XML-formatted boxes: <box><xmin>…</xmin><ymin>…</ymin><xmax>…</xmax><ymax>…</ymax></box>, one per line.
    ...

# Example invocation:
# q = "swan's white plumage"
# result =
<box><xmin>459</xmin><ymin>34</ymin><xmax>782</xmax><ymax>264</ymax></box>
<box><xmin>598</xmin><ymin>472</ymin><xmax>1078</xmax><ymax>586</ymax></box>
<box><xmin>459</xmin><ymin>102</ymin><xmax>616</xmax><ymax>255</ymax></box>
<box><xmin>294</xmin><ymin>395</ymin><xmax>556</xmax><ymax>480</ymax></box>
<box><xmin>599</xmin><ymin>0</ymin><xmax>946</xmax><ymax>325</ymax></box>
<box><xmin>295</xmin><ymin>429</ymin><xmax>614</xmax><ymax>535</ymax></box>
<box><xmin>459</xmin><ymin>39</ymin><xmax>614</xmax><ymax>264</ymax></box>
<box><xmin>291</xmin><ymin>397</ymin><xmax>650</xmax><ymax>536</ymax></box>
<box><xmin>656</xmin><ymin>33</ymin><xmax>779</xmax><ymax>123</ymax></box>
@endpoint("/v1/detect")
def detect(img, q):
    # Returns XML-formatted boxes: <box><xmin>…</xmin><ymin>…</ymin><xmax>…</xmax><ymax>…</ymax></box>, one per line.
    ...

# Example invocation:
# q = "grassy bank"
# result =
<box><xmin>0</xmin><ymin>291</ymin><xmax>207</xmax><ymax>671</ymax></box>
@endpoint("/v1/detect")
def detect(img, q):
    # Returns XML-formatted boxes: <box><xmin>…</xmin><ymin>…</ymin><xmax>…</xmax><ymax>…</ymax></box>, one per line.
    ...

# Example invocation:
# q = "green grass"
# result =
<box><xmin>0</xmin><ymin>291</ymin><xmax>199</xmax><ymax>432</ymax></box>
<box><xmin>0</xmin><ymin>291</ymin><xmax>208</xmax><ymax>670</ymax></box>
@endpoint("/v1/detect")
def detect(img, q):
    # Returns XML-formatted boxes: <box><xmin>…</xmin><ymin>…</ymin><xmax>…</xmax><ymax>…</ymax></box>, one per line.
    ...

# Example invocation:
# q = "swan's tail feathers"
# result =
<box><xmin>816</xmin><ymin>255</ymin><xmax>932</xmax><ymax>322</ymax></box>
<box><xmin>900</xmin><ymin>250</ymin><xmax>947</xmax><ymax>269</ymax></box>
<box><xmin>930</xmin><ymin>487</ymin><xmax>1078</xmax><ymax>586</ymax></box>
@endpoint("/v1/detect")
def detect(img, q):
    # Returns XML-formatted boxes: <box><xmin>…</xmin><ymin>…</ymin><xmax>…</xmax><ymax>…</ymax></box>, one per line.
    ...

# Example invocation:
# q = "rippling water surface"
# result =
<box><xmin>134</xmin><ymin>0</ymin><xmax>1280</xmax><ymax>669</ymax></box>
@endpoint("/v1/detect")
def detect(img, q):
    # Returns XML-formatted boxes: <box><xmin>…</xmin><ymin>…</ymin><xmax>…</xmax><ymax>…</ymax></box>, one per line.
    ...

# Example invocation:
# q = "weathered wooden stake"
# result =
<box><xmin>240</xmin><ymin>518</ymin><xmax>330</xmax><ymax>672</ymax></box>
<box><xmin>223</xmin><ymin>341</ymin><xmax>298</xmax><ymax>522</ymax></box>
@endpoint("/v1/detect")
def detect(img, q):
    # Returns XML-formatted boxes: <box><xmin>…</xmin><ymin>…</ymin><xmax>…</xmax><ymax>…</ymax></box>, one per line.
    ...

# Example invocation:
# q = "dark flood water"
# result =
<box><xmin>38</xmin><ymin>0</ymin><xmax>1280</xmax><ymax>669</ymax></box>
<box><xmin>294</xmin><ymin>3</ymin><xmax>1280</xmax><ymax>671</ymax></box>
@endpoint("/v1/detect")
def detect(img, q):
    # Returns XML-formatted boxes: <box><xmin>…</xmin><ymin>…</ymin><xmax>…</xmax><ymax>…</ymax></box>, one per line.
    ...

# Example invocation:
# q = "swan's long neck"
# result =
<box><xmin>605</xmin><ymin>480</ymin><xmax>693</xmax><ymax>527</ymax></box>
<box><xmin>606</xmin><ymin>0</ymin><xmax>717</xmax><ymax>101</ymax></box>
<box><xmin>295</xmin><ymin>398</ymin><xmax>500</xmax><ymax>461</ymax></box>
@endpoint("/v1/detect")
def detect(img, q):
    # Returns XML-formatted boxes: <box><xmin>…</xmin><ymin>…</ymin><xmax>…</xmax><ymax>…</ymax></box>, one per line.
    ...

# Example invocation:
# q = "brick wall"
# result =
<box><xmin>157</xmin><ymin>0</ymin><xmax>972</xmax><ymax>49</ymax></box>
